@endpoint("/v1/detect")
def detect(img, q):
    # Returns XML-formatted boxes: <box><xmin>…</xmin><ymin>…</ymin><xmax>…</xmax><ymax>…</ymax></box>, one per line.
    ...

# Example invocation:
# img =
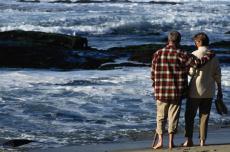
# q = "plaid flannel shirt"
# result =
<box><xmin>151</xmin><ymin>45</ymin><xmax>214</xmax><ymax>102</ymax></box>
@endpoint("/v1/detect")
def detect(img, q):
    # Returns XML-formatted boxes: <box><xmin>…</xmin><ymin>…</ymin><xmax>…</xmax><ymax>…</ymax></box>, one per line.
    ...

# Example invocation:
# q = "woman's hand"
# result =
<box><xmin>217</xmin><ymin>91</ymin><xmax>223</xmax><ymax>100</ymax></box>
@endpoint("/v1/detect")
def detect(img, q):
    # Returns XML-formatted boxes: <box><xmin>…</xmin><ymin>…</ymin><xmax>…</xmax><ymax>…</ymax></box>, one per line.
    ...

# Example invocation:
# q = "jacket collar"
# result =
<box><xmin>166</xmin><ymin>44</ymin><xmax>180</xmax><ymax>49</ymax></box>
<box><xmin>197</xmin><ymin>46</ymin><xmax>208</xmax><ymax>52</ymax></box>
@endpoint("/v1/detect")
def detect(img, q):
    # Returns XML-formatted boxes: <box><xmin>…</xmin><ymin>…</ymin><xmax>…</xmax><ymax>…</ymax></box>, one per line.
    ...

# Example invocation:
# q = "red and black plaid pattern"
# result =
<box><xmin>151</xmin><ymin>45</ymin><xmax>214</xmax><ymax>102</ymax></box>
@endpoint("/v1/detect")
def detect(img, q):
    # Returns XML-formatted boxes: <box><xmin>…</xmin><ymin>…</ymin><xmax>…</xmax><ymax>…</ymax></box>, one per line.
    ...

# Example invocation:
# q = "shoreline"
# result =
<box><xmin>30</xmin><ymin>127</ymin><xmax>230</xmax><ymax>152</ymax></box>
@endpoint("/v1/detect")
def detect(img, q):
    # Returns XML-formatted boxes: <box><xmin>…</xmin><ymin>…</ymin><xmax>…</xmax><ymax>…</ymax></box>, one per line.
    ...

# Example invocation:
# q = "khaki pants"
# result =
<box><xmin>184</xmin><ymin>98</ymin><xmax>212</xmax><ymax>140</ymax></box>
<box><xmin>156</xmin><ymin>100</ymin><xmax>181</xmax><ymax>135</ymax></box>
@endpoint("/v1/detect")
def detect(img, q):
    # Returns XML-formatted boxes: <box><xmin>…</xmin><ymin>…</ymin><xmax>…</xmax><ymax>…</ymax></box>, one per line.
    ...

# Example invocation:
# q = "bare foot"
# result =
<box><xmin>169</xmin><ymin>143</ymin><xmax>175</xmax><ymax>149</ymax></box>
<box><xmin>152</xmin><ymin>132</ymin><xmax>158</xmax><ymax>148</ymax></box>
<box><xmin>200</xmin><ymin>140</ymin><xmax>205</xmax><ymax>147</ymax></box>
<box><xmin>153</xmin><ymin>142</ymin><xmax>163</xmax><ymax>149</ymax></box>
<box><xmin>182</xmin><ymin>140</ymin><xmax>193</xmax><ymax>147</ymax></box>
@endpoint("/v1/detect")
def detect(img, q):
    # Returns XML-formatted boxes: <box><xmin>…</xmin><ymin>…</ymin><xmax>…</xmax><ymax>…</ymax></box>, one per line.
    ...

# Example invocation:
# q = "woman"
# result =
<box><xmin>183</xmin><ymin>32</ymin><xmax>223</xmax><ymax>147</ymax></box>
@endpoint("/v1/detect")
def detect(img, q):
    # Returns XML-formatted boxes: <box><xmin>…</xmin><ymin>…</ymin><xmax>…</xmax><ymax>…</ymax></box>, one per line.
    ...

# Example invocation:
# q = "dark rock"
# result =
<box><xmin>0</xmin><ymin>42</ymin><xmax>66</xmax><ymax>68</ymax></box>
<box><xmin>48</xmin><ymin>0</ymin><xmax>106</xmax><ymax>3</ymax></box>
<box><xmin>49</xmin><ymin>0</ymin><xmax>73</xmax><ymax>3</ymax></box>
<box><xmin>0</xmin><ymin>30</ymin><xmax>88</xmax><ymax>50</ymax></box>
<box><xmin>149</xmin><ymin>1</ymin><xmax>182</xmax><ymax>5</ymax></box>
<box><xmin>17</xmin><ymin>0</ymin><xmax>40</xmax><ymax>2</ymax></box>
<box><xmin>107</xmin><ymin>44</ymin><xmax>196</xmax><ymax>64</ymax></box>
<box><xmin>18</xmin><ymin>0</ymin><xmax>181</xmax><ymax>4</ymax></box>
<box><xmin>0</xmin><ymin>30</ymin><xmax>229</xmax><ymax>69</ymax></box>
<box><xmin>63</xmin><ymin>50</ymin><xmax>114</xmax><ymax>69</ymax></box>
<box><xmin>0</xmin><ymin>30</ymin><xmax>113</xmax><ymax>69</ymax></box>
<box><xmin>107</xmin><ymin>44</ymin><xmax>163</xmax><ymax>63</ymax></box>
<box><xmin>210</xmin><ymin>41</ymin><xmax>230</xmax><ymax>48</ymax></box>
<box><xmin>225</xmin><ymin>31</ymin><xmax>230</xmax><ymax>34</ymax></box>
<box><xmin>3</xmin><ymin>139</ymin><xmax>34</xmax><ymax>147</ymax></box>
<box><xmin>220</xmin><ymin>58</ymin><xmax>230</xmax><ymax>64</ymax></box>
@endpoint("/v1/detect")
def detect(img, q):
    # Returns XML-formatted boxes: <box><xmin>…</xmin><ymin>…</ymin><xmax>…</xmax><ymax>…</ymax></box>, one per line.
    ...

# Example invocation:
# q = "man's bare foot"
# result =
<box><xmin>200</xmin><ymin>140</ymin><xmax>205</xmax><ymax>147</ymax></box>
<box><xmin>182</xmin><ymin>139</ymin><xmax>193</xmax><ymax>147</ymax></box>
<box><xmin>153</xmin><ymin>142</ymin><xmax>163</xmax><ymax>149</ymax></box>
<box><xmin>152</xmin><ymin>133</ymin><xmax>163</xmax><ymax>149</ymax></box>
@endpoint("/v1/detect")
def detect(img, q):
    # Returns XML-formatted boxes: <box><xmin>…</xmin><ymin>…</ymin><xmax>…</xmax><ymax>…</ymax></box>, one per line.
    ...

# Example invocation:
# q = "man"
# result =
<box><xmin>183</xmin><ymin>32</ymin><xmax>222</xmax><ymax>147</ymax></box>
<box><xmin>151</xmin><ymin>31</ymin><xmax>214</xmax><ymax>149</ymax></box>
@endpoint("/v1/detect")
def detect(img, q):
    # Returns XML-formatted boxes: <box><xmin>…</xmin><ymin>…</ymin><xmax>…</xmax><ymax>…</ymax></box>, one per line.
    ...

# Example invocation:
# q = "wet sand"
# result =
<box><xmin>31</xmin><ymin>127</ymin><xmax>230</xmax><ymax>152</ymax></box>
<box><xmin>116</xmin><ymin>144</ymin><xmax>230</xmax><ymax>152</ymax></box>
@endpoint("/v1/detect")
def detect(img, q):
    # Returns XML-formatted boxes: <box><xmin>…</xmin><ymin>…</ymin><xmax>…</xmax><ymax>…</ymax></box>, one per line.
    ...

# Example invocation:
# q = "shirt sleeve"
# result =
<box><xmin>178</xmin><ymin>51</ymin><xmax>195</xmax><ymax>67</ymax></box>
<box><xmin>178</xmin><ymin>51</ymin><xmax>215</xmax><ymax>68</ymax></box>
<box><xmin>151</xmin><ymin>52</ymin><xmax>158</xmax><ymax>84</ymax></box>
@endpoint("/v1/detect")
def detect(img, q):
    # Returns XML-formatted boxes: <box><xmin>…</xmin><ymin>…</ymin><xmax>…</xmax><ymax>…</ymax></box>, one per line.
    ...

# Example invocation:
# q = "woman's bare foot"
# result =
<box><xmin>200</xmin><ymin>140</ymin><xmax>205</xmax><ymax>147</ymax></box>
<box><xmin>168</xmin><ymin>133</ymin><xmax>175</xmax><ymax>149</ymax></box>
<box><xmin>169</xmin><ymin>143</ymin><xmax>175</xmax><ymax>149</ymax></box>
<box><xmin>182</xmin><ymin>139</ymin><xmax>193</xmax><ymax>147</ymax></box>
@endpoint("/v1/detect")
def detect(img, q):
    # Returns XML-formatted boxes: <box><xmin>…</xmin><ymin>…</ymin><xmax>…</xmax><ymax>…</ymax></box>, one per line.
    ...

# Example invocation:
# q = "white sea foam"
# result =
<box><xmin>0</xmin><ymin>66</ymin><xmax>229</xmax><ymax>147</ymax></box>
<box><xmin>8</xmin><ymin>0</ymin><xmax>230</xmax><ymax>2</ymax></box>
<box><xmin>0</xmin><ymin>0</ymin><xmax>229</xmax><ymax>48</ymax></box>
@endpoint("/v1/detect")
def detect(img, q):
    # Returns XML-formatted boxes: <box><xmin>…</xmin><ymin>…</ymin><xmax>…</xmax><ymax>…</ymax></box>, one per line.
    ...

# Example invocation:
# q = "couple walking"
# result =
<box><xmin>151</xmin><ymin>31</ymin><xmax>222</xmax><ymax>149</ymax></box>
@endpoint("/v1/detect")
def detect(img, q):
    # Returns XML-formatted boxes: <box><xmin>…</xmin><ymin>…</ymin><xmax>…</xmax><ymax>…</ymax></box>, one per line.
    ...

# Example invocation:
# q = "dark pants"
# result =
<box><xmin>184</xmin><ymin>98</ymin><xmax>212</xmax><ymax>140</ymax></box>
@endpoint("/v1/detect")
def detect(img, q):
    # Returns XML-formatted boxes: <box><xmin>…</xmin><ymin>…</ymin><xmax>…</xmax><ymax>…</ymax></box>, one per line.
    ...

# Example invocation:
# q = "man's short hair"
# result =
<box><xmin>193</xmin><ymin>32</ymin><xmax>209</xmax><ymax>46</ymax></box>
<box><xmin>168</xmin><ymin>31</ymin><xmax>181</xmax><ymax>43</ymax></box>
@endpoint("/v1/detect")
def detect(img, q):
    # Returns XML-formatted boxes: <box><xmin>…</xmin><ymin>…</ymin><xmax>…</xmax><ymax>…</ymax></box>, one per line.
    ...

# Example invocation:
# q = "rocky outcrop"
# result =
<box><xmin>0</xmin><ymin>30</ymin><xmax>112</xmax><ymax>69</ymax></box>
<box><xmin>0</xmin><ymin>30</ymin><xmax>88</xmax><ymax>50</ymax></box>
<box><xmin>107</xmin><ymin>44</ymin><xmax>162</xmax><ymax>63</ymax></box>
<box><xmin>17</xmin><ymin>0</ymin><xmax>40</xmax><ymax>2</ymax></box>
<box><xmin>107</xmin><ymin>44</ymin><xmax>197</xmax><ymax>64</ymax></box>
<box><xmin>18</xmin><ymin>0</ymin><xmax>182</xmax><ymax>4</ymax></box>
<box><xmin>210</xmin><ymin>41</ymin><xmax>230</xmax><ymax>48</ymax></box>
<box><xmin>0</xmin><ymin>30</ymin><xmax>229</xmax><ymax>70</ymax></box>
<box><xmin>149</xmin><ymin>1</ymin><xmax>182</xmax><ymax>5</ymax></box>
<box><xmin>2</xmin><ymin>139</ymin><xmax>34</xmax><ymax>148</ymax></box>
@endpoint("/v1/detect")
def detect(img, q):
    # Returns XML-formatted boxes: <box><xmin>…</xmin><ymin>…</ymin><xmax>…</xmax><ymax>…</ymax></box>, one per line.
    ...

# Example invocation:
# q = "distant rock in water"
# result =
<box><xmin>210</xmin><ymin>41</ymin><xmax>230</xmax><ymax>48</ymax></box>
<box><xmin>0</xmin><ymin>30</ymin><xmax>88</xmax><ymax>50</ymax></box>
<box><xmin>17</xmin><ymin>0</ymin><xmax>182</xmax><ymax>4</ymax></box>
<box><xmin>2</xmin><ymin>139</ymin><xmax>34</xmax><ymax>147</ymax></box>
<box><xmin>149</xmin><ymin>1</ymin><xmax>182</xmax><ymax>5</ymax></box>
<box><xmin>18</xmin><ymin>0</ymin><xmax>129</xmax><ymax>3</ymax></box>
<box><xmin>107</xmin><ymin>44</ymin><xmax>161</xmax><ymax>63</ymax></box>
<box><xmin>0</xmin><ymin>30</ymin><xmax>113</xmax><ymax>69</ymax></box>
<box><xmin>225</xmin><ymin>31</ymin><xmax>230</xmax><ymax>34</ymax></box>
<box><xmin>17</xmin><ymin>0</ymin><xmax>40</xmax><ymax>2</ymax></box>
<box><xmin>48</xmin><ymin>0</ymin><xmax>75</xmax><ymax>3</ymax></box>
<box><xmin>0</xmin><ymin>30</ymin><xmax>229</xmax><ymax>70</ymax></box>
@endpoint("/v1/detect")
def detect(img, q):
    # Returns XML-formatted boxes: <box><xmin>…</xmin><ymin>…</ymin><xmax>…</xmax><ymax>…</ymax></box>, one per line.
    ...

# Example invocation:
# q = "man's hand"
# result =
<box><xmin>196</xmin><ymin>51</ymin><xmax>216</xmax><ymax>68</ymax></box>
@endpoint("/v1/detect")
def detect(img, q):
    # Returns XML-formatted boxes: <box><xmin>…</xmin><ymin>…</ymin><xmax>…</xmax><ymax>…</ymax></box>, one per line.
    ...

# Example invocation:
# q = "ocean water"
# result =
<box><xmin>0</xmin><ymin>0</ymin><xmax>229</xmax><ymax>49</ymax></box>
<box><xmin>0</xmin><ymin>66</ymin><xmax>229</xmax><ymax>149</ymax></box>
<box><xmin>0</xmin><ymin>0</ymin><xmax>229</xmax><ymax>149</ymax></box>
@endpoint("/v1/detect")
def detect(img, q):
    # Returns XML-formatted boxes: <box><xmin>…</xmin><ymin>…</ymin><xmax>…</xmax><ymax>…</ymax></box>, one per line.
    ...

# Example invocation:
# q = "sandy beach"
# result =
<box><xmin>29</xmin><ymin>127</ymin><xmax>230</xmax><ymax>152</ymax></box>
<box><xmin>116</xmin><ymin>144</ymin><xmax>230</xmax><ymax>152</ymax></box>
<box><xmin>115</xmin><ymin>127</ymin><xmax>230</xmax><ymax>152</ymax></box>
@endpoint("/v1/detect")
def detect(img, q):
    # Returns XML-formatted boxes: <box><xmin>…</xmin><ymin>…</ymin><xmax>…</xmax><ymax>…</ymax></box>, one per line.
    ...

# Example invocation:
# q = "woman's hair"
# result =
<box><xmin>193</xmin><ymin>32</ymin><xmax>209</xmax><ymax>46</ymax></box>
